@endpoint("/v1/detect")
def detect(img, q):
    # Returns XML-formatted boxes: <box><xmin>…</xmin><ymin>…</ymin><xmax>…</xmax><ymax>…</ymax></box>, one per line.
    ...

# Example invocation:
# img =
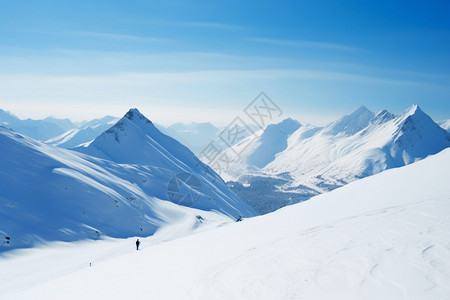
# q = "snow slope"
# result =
<box><xmin>0</xmin><ymin>123</ymin><xmax>254</xmax><ymax>250</ymax></box>
<box><xmin>2</xmin><ymin>147</ymin><xmax>449</xmax><ymax>300</ymax></box>
<box><xmin>46</xmin><ymin>116</ymin><xmax>119</xmax><ymax>148</ymax></box>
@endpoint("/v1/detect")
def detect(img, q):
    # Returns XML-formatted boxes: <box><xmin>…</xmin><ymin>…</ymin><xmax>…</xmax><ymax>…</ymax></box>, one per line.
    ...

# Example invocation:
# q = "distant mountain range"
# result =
<box><xmin>0</xmin><ymin>109</ymin><xmax>257</xmax><ymax>155</ymax></box>
<box><xmin>220</xmin><ymin>105</ymin><xmax>450</xmax><ymax>213</ymax></box>
<box><xmin>1</xmin><ymin>106</ymin><xmax>449</xmax><ymax>216</ymax></box>
<box><xmin>0</xmin><ymin>109</ymin><xmax>75</xmax><ymax>141</ymax></box>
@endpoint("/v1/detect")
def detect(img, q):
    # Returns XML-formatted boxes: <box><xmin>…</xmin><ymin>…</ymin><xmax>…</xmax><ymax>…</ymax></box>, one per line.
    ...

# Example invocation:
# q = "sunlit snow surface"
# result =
<box><xmin>2</xmin><ymin>148</ymin><xmax>449</xmax><ymax>300</ymax></box>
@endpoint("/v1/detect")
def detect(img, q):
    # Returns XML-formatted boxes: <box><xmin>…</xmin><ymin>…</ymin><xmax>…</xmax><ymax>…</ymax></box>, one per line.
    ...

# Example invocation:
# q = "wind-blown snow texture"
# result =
<box><xmin>0</xmin><ymin>109</ymin><xmax>254</xmax><ymax>251</ymax></box>
<box><xmin>2</xmin><ymin>148</ymin><xmax>449</xmax><ymax>300</ymax></box>
<box><xmin>223</xmin><ymin>105</ymin><xmax>450</xmax><ymax>213</ymax></box>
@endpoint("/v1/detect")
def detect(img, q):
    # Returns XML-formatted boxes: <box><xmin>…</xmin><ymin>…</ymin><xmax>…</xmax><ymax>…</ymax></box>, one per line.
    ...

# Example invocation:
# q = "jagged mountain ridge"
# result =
<box><xmin>220</xmin><ymin>105</ymin><xmax>450</xmax><ymax>213</ymax></box>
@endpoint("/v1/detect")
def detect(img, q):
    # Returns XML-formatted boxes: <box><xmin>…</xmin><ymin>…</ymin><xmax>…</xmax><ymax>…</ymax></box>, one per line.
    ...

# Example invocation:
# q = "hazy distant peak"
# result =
<box><xmin>323</xmin><ymin>105</ymin><xmax>375</xmax><ymax>136</ymax></box>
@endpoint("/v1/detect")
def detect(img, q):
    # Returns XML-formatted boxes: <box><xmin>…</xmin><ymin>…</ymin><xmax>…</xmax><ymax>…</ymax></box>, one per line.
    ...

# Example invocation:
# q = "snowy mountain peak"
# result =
<box><xmin>323</xmin><ymin>105</ymin><xmax>375</xmax><ymax>136</ymax></box>
<box><xmin>354</xmin><ymin>105</ymin><xmax>372</xmax><ymax>114</ymax></box>
<box><xmin>371</xmin><ymin>109</ymin><xmax>396</xmax><ymax>125</ymax></box>
<box><xmin>263</xmin><ymin>117</ymin><xmax>301</xmax><ymax>134</ymax></box>
<box><xmin>394</xmin><ymin>104</ymin><xmax>439</xmax><ymax>128</ymax></box>
<box><xmin>77</xmin><ymin>108</ymin><xmax>196</xmax><ymax>167</ymax></box>
<box><xmin>405</xmin><ymin>103</ymin><xmax>419</xmax><ymax>114</ymax></box>
<box><xmin>124</xmin><ymin>108</ymin><xmax>150</xmax><ymax>123</ymax></box>
<box><xmin>275</xmin><ymin>117</ymin><xmax>301</xmax><ymax>128</ymax></box>
<box><xmin>385</xmin><ymin>105</ymin><xmax>450</xmax><ymax>165</ymax></box>
<box><xmin>100</xmin><ymin>109</ymin><xmax>157</xmax><ymax>145</ymax></box>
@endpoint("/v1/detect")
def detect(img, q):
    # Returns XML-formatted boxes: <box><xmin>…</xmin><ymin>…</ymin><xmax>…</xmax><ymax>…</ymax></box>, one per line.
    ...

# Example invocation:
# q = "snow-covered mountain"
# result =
<box><xmin>266</xmin><ymin>105</ymin><xmax>449</xmax><ymax>187</ymax></box>
<box><xmin>73</xmin><ymin>108</ymin><xmax>255</xmax><ymax>213</ymax></box>
<box><xmin>2</xmin><ymin>147</ymin><xmax>449</xmax><ymax>300</ymax></box>
<box><xmin>0</xmin><ymin>109</ymin><xmax>19</xmax><ymax>126</ymax></box>
<box><xmin>75</xmin><ymin>109</ymin><xmax>215</xmax><ymax>174</ymax></box>
<box><xmin>46</xmin><ymin>116</ymin><xmax>119</xmax><ymax>148</ymax></box>
<box><xmin>0</xmin><ymin>109</ymin><xmax>75</xmax><ymax>141</ymax></box>
<box><xmin>218</xmin><ymin>118</ymin><xmax>313</xmax><ymax>179</ymax></box>
<box><xmin>221</xmin><ymin>105</ymin><xmax>450</xmax><ymax>213</ymax></box>
<box><xmin>0</xmin><ymin>113</ymin><xmax>255</xmax><ymax>250</ymax></box>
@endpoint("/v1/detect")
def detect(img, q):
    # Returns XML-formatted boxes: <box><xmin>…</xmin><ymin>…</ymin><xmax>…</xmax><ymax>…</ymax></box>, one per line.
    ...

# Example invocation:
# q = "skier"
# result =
<box><xmin>136</xmin><ymin>239</ymin><xmax>140</xmax><ymax>251</ymax></box>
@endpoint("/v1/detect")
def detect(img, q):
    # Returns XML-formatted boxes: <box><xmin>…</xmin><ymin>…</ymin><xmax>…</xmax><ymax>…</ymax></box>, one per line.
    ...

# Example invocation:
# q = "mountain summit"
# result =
<box><xmin>75</xmin><ymin>108</ymin><xmax>253</xmax><ymax>214</ymax></box>
<box><xmin>76</xmin><ymin>108</ymin><xmax>205</xmax><ymax>172</ymax></box>
<box><xmin>322</xmin><ymin>106</ymin><xmax>375</xmax><ymax>136</ymax></box>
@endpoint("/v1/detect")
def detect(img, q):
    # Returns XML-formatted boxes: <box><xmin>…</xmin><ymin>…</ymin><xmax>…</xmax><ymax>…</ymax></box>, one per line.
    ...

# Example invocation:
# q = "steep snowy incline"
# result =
<box><xmin>244</xmin><ymin>118</ymin><xmax>301</xmax><ymax>169</ymax></box>
<box><xmin>212</xmin><ymin>118</ymin><xmax>304</xmax><ymax>180</ymax></box>
<box><xmin>0</xmin><ymin>126</ymin><xmax>254</xmax><ymax>251</ymax></box>
<box><xmin>3</xmin><ymin>148</ymin><xmax>449</xmax><ymax>300</ymax></box>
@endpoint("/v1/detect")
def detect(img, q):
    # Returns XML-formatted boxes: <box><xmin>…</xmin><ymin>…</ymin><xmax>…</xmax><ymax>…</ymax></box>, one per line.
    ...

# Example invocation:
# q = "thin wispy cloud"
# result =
<box><xmin>73</xmin><ymin>31</ymin><xmax>172</xmax><ymax>43</ymax></box>
<box><xmin>249</xmin><ymin>37</ymin><xmax>361</xmax><ymax>51</ymax></box>
<box><xmin>166</xmin><ymin>21</ymin><xmax>250</xmax><ymax>30</ymax></box>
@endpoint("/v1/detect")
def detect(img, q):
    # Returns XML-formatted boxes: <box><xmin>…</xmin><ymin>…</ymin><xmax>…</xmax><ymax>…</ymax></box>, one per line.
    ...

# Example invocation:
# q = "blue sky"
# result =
<box><xmin>0</xmin><ymin>0</ymin><xmax>449</xmax><ymax>125</ymax></box>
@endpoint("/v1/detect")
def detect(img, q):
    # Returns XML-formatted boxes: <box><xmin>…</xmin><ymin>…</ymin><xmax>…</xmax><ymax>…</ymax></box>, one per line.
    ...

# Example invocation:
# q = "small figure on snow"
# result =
<box><xmin>136</xmin><ymin>239</ymin><xmax>141</xmax><ymax>251</ymax></box>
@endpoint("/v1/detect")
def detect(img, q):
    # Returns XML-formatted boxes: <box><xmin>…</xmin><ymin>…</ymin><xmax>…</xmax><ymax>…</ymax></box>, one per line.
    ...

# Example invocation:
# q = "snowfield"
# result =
<box><xmin>2</xmin><ymin>148</ymin><xmax>449</xmax><ymax>300</ymax></box>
